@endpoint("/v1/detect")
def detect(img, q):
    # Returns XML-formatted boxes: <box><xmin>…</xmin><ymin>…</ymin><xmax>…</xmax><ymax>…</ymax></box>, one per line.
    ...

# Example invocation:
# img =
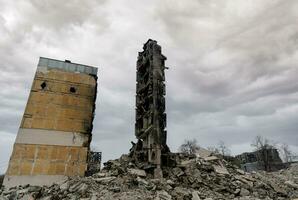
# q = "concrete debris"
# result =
<box><xmin>59</xmin><ymin>182</ymin><xmax>69</xmax><ymax>191</ymax></box>
<box><xmin>180</xmin><ymin>159</ymin><xmax>196</xmax><ymax>167</ymax></box>
<box><xmin>1</xmin><ymin>155</ymin><xmax>297</xmax><ymax>200</ymax></box>
<box><xmin>155</xmin><ymin>190</ymin><xmax>172</xmax><ymax>200</ymax></box>
<box><xmin>240</xmin><ymin>188</ymin><xmax>250</xmax><ymax>196</ymax></box>
<box><xmin>192</xmin><ymin>191</ymin><xmax>201</xmax><ymax>200</ymax></box>
<box><xmin>285</xmin><ymin>181</ymin><xmax>298</xmax><ymax>189</ymax></box>
<box><xmin>94</xmin><ymin>177</ymin><xmax>116</xmax><ymax>184</ymax></box>
<box><xmin>195</xmin><ymin>148</ymin><xmax>212</xmax><ymax>159</ymax></box>
<box><xmin>213</xmin><ymin>165</ymin><xmax>230</xmax><ymax>175</ymax></box>
<box><xmin>127</xmin><ymin>168</ymin><xmax>147</xmax><ymax>177</ymax></box>
<box><xmin>236</xmin><ymin>169</ymin><xmax>246</xmax><ymax>175</ymax></box>
<box><xmin>204</xmin><ymin>156</ymin><xmax>219</xmax><ymax>161</ymax></box>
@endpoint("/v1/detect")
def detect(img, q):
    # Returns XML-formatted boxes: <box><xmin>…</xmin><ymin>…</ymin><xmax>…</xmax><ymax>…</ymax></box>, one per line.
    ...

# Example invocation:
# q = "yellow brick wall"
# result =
<box><xmin>35</xmin><ymin>70</ymin><xmax>96</xmax><ymax>86</ymax></box>
<box><xmin>20</xmin><ymin>69</ymin><xmax>97</xmax><ymax>134</ymax></box>
<box><xmin>7</xmin><ymin>68</ymin><xmax>97</xmax><ymax>177</ymax></box>
<box><xmin>7</xmin><ymin>144</ymin><xmax>87</xmax><ymax>176</ymax></box>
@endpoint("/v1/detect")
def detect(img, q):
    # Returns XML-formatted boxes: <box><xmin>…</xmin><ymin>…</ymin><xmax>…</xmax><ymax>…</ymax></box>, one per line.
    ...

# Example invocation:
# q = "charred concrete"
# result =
<box><xmin>130</xmin><ymin>39</ymin><xmax>173</xmax><ymax>178</ymax></box>
<box><xmin>236</xmin><ymin>147</ymin><xmax>284</xmax><ymax>172</ymax></box>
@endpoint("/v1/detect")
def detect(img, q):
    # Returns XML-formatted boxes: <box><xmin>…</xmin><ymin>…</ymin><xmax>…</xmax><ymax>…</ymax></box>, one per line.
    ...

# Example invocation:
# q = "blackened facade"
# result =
<box><xmin>133</xmin><ymin>39</ymin><xmax>168</xmax><ymax>178</ymax></box>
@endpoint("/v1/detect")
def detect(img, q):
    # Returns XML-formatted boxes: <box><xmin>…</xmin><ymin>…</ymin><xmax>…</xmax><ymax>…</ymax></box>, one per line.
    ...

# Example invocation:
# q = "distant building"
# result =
<box><xmin>4</xmin><ymin>57</ymin><xmax>98</xmax><ymax>187</ymax></box>
<box><xmin>86</xmin><ymin>151</ymin><xmax>102</xmax><ymax>176</ymax></box>
<box><xmin>236</xmin><ymin>147</ymin><xmax>284</xmax><ymax>172</ymax></box>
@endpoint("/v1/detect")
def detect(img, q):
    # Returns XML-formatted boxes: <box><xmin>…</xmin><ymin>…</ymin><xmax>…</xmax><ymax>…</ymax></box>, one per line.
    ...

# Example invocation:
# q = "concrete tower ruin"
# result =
<box><xmin>4</xmin><ymin>57</ymin><xmax>98</xmax><ymax>187</ymax></box>
<box><xmin>133</xmin><ymin>39</ymin><xmax>169</xmax><ymax>178</ymax></box>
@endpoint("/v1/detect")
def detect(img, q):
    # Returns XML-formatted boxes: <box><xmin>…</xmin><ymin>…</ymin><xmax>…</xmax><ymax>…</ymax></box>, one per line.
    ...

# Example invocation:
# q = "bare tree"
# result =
<box><xmin>280</xmin><ymin>143</ymin><xmax>293</xmax><ymax>163</ymax></box>
<box><xmin>251</xmin><ymin>135</ymin><xmax>269</xmax><ymax>150</ymax></box>
<box><xmin>206</xmin><ymin>141</ymin><xmax>231</xmax><ymax>157</ymax></box>
<box><xmin>179</xmin><ymin>139</ymin><xmax>200</xmax><ymax>154</ymax></box>
<box><xmin>217</xmin><ymin>141</ymin><xmax>231</xmax><ymax>157</ymax></box>
<box><xmin>251</xmin><ymin>135</ymin><xmax>274</xmax><ymax>171</ymax></box>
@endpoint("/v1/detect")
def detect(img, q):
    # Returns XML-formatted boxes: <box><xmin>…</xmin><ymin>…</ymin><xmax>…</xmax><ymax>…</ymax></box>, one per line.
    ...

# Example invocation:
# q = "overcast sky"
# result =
<box><xmin>0</xmin><ymin>0</ymin><xmax>298</xmax><ymax>173</ymax></box>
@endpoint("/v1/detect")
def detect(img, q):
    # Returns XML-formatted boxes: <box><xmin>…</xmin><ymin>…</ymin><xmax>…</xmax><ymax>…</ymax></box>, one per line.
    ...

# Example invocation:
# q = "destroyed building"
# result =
<box><xmin>86</xmin><ymin>151</ymin><xmax>102</xmax><ymax>176</ymax></box>
<box><xmin>130</xmin><ymin>39</ymin><xmax>170</xmax><ymax>178</ymax></box>
<box><xmin>236</xmin><ymin>147</ymin><xmax>284</xmax><ymax>172</ymax></box>
<box><xmin>3</xmin><ymin>57</ymin><xmax>98</xmax><ymax>187</ymax></box>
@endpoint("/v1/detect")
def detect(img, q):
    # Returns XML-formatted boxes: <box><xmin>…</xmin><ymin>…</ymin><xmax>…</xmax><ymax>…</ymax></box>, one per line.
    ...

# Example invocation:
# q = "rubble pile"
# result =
<box><xmin>1</xmin><ymin>154</ymin><xmax>298</xmax><ymax>200</ymax></box>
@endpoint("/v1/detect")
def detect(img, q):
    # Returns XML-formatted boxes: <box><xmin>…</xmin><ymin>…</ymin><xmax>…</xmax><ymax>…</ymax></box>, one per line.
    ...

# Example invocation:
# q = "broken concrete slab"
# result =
<box><xmin>180</xmin><ymin>159</ymin><xmax>196</xmax><ymax>167</ymax></box>
<box><xmin>204</xmin><ymin>156</ymin><xmax>219</xmax><ymax>161</ymax></box>
<box><xmin>240</xmin><ymin>188</ymin><xmax>250</xmax><ymax>196</ymax></box>
<box><xmin>285</xmin><ymin>181</ymin><xmax>298</xmax><ymax>189</ymax></box>
<box><xmin>192</xmin><ymin>191</ymin><xmax>201</xmax><ymax>200</ymax></box>
<box><xmin>195</xmin><ymin>147</ymin><xmax>212</xmax><ymax>159</ymax></box>
<box><xmin>127</xmin><ymin>168</ymin><xmax>146</xmax><ymax>177</ymax></box>
<box><xmin>155</xmin><ymin>190</ymin><xmax>172</xmax><ymax>200</ymax></box>
<box><xmin>94</xmin><ymin>177</ymin><xmax>116</xmax><ymax>184</ymax></box>
<box><xmin>213</xmin><ymin>165</ymin><xmax>229</xmax><ymax>175</ymax></box>
<box><xmin>236</xmin><ymin>169</ymin><xmax>245</xmax><ymax>175</ymax></box>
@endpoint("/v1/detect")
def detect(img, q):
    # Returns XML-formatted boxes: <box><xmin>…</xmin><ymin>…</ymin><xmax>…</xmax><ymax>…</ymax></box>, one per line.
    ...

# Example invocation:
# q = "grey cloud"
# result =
<box><xmin>12</xmin><ymin>0</ymin><xmax>107</xmax><ymax>31</ymax></box>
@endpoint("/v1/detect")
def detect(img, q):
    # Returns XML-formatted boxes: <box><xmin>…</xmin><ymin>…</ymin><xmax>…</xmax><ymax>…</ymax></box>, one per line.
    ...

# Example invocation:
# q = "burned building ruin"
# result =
<box><xmin>130</xmin><ymin>39</ymin><xmax>170</xmax><ymax>178</ymax></box>
<box><xmin>236</xmin><ymin>147</ymin><xmax>284</xmax><ymax>172</ymax></box>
